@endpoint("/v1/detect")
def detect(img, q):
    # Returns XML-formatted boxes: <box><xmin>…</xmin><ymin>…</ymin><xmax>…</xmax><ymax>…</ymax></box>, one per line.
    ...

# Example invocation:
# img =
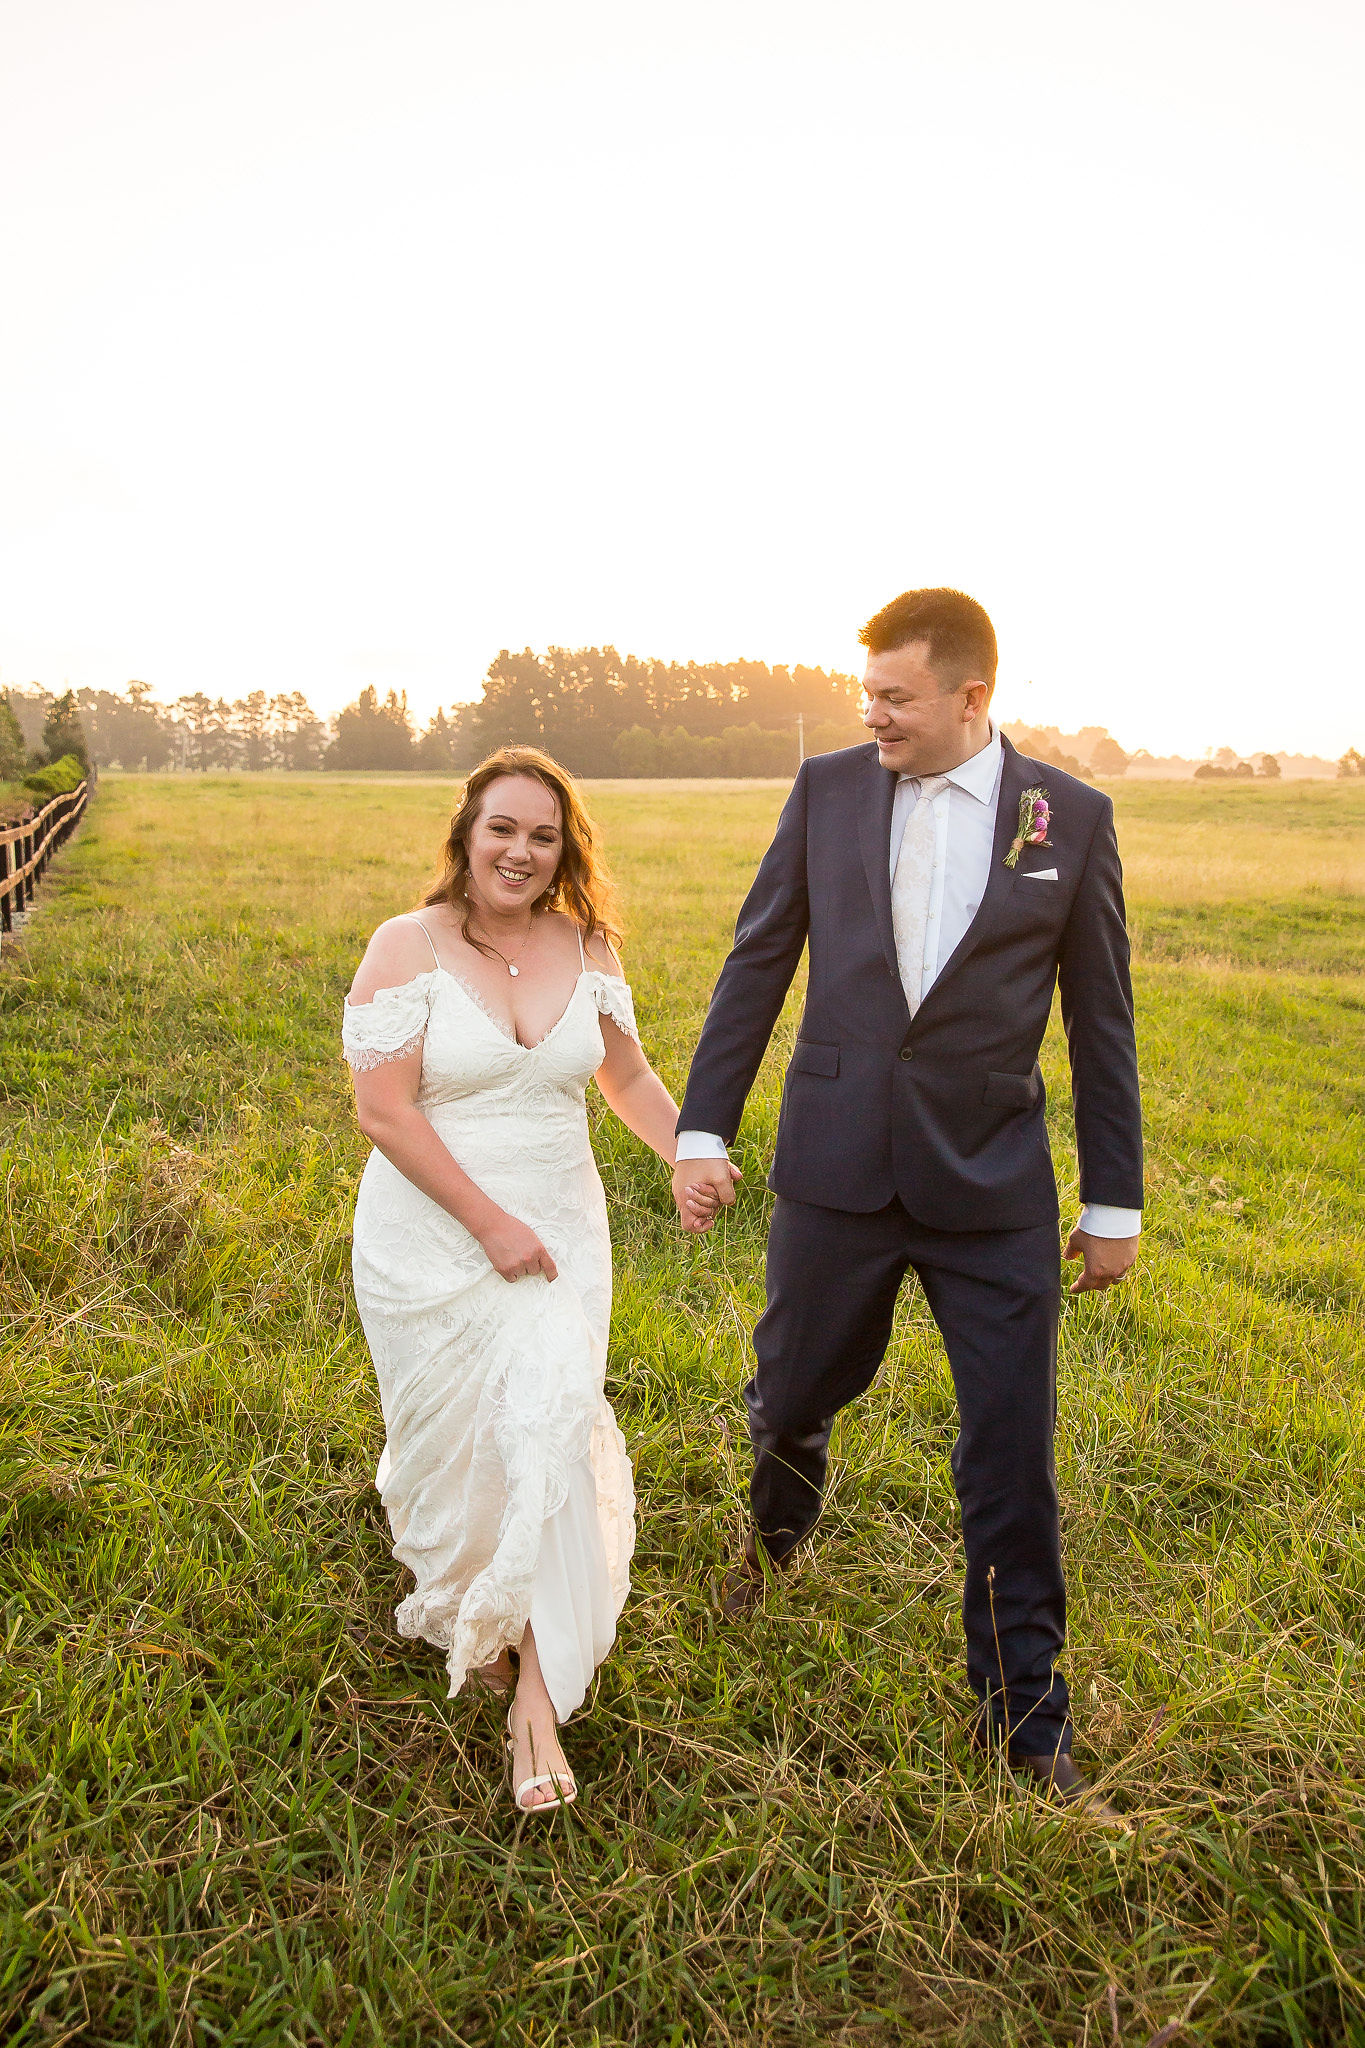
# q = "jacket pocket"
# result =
<box><xmin>791</xmin><ymin>1040</ymin><xmax>840</xmax><ymax>1078</ymax></box>
<box><xmin>983</xmin><ymin>1069</ymin><xmax>1039</xmax><ymax>1108</ymax></box>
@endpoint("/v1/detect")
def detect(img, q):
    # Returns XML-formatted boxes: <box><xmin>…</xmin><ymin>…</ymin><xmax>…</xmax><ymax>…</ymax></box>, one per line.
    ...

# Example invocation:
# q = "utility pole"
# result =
<box><xmin>796</xmin><ymin>712</ymin><xmax>805</xmax><ymax>766</ymax></box>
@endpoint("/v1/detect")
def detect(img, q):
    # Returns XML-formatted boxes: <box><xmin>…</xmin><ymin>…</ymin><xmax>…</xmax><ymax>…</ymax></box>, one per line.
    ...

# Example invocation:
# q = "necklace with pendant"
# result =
<box><xmin>473</xmin><ymin>918</ymin><xmax>535</xmax><ymax>976</ymax></box>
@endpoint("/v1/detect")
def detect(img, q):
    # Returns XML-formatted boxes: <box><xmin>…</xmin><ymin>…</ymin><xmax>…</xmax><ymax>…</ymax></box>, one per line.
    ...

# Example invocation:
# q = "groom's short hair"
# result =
<box><xmin>859</xmin><ymin>588</ymin><xmax>998</xmax><ymax>691</ymax></box>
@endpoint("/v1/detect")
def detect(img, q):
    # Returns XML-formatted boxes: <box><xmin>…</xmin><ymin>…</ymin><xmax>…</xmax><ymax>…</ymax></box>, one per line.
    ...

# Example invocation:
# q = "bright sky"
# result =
<box><xmin>2</xmin><ymin>0</ymin><xmax>1362</xmax><ymax>758</ymax></box>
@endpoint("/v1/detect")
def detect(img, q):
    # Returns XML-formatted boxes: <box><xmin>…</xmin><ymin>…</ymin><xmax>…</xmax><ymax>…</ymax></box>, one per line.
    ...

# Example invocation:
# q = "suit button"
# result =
<box><xmin>899</xmin><ymin>1046</ymin><xmax>914</xmax><ymax>1062</ymax></box>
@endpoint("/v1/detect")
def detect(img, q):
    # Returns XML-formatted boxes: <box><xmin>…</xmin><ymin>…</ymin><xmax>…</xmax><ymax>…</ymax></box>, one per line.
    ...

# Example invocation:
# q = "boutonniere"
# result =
<box><xmin>1004</xmin><ymin>786</ymin><xmax>1051</xmax><ymax>868</ymax></box>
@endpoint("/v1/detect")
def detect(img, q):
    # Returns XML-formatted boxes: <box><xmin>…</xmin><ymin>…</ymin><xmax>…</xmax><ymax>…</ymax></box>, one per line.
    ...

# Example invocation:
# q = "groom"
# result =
<box><xmin>672</xmin><ymin>587</ymin><xmax>1142</xmax><ymax>1813</ymax></box>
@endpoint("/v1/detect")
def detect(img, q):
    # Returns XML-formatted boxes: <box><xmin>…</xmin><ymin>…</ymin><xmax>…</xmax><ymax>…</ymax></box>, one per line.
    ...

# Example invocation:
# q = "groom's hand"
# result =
<box><xmin>672</xmin><ymin>1157</ymin><xmax>742</xmax><ymax>1233</ymax></box>
<box><xmin>1064</xmin><ymin>1228</ymin><xmax>1139</xmax><ymax>1294</ymax></box>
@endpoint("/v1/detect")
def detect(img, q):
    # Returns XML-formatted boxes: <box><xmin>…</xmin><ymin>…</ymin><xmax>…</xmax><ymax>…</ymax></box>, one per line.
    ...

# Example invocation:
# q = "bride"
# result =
<box><xmin>343</xmin><ymin>746</ymin><xmax>717</xmax><ymax>1813</ymax></box>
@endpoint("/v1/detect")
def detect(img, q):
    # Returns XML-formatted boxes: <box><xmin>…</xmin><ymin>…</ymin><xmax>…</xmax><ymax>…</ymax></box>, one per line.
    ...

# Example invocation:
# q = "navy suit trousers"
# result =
<box><xmin>747</xmin><ymin>1197</ymin><xmax>1070</xmax><ymax>1755</ymax></box>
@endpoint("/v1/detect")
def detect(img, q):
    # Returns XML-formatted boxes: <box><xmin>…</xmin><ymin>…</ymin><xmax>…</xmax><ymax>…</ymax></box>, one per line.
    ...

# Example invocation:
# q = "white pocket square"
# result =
<box><xmin>1020</xmin><ymin>867</ymin><xmax>1059</xmax><ymax>880</ymax></box>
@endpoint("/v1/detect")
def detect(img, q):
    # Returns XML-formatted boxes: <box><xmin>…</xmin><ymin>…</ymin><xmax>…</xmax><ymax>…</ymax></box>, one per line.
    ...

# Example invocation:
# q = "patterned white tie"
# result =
<box><xmin>891</xmin><ymin>774</ymin><xmax>952</xmax><ymax>1015</ymax></box>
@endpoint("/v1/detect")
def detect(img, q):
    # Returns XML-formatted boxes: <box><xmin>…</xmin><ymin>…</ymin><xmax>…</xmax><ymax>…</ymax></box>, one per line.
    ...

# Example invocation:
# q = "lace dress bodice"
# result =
<box><xmin>344</xmin><ymin>960</ymin><xmax>637</xmax><ymax>1134</ymax></box>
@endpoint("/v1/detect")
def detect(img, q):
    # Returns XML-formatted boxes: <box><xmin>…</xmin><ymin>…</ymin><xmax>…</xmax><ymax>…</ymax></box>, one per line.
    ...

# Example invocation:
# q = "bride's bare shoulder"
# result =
<box><xmin>349</xmin><ymin>915</ymin><xmax>439</xmax><ymax>1005</ymax></box>
<box><xmin>534</xmin><ymin>907</ymin><xmax>602</xmax><ymax>966</ymax></box>
<box><xmin>580</xmin><ymin>924</ymin><xmax>625</xmax><ymax>977</ymax></box>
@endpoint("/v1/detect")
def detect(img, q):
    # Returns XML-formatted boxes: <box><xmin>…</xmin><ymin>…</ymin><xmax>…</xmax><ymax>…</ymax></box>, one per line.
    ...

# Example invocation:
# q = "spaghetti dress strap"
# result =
<box><xmin>576</xmin><ymin>923</ymin><xmax>586</xmax><ymax>971</ymax></box>
<box><xmin>402</xmin><ymin>915</ymin><xmax>442</xmax><ymax>970</ymax></box>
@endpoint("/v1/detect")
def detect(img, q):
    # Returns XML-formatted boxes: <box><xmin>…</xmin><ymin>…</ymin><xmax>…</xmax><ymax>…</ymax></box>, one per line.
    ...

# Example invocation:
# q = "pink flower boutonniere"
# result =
<box><xmin>1004</xmin><ymin>786</ymin><xmax>1051</xmax><ymax>868</ymax></box>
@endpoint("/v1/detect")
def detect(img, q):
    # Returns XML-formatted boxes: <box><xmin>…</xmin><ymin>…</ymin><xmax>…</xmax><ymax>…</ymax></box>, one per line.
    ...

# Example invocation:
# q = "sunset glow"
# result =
<box><xmin>2</xmin><ymin>0</ymin><xmax>1361</xmax><ymax>758</ymax></box>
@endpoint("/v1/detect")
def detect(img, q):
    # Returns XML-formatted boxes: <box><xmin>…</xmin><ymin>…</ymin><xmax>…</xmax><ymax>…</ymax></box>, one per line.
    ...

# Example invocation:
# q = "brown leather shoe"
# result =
<box><xmin>1010</xmin><ymin>1751</ymin><xmax>1129</xmax><ymax>1829</ymax></box>
<box><xmin>717</xmin><ymin>1531</ymin><xmax>794</xmax><ymax>1620</ymax></box>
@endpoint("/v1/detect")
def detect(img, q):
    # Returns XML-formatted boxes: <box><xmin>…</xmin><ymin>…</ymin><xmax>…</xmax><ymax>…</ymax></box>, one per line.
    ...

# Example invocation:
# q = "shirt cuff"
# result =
<box><xmin>1078</xmin><ymin>1203</ymin><xmax>1142</xmax><ymax>1239</ymax></box>
<box><xmin>675</xmin><ymin>1130</ymin><xmax>730</xmax><ymax>1161</ymax></box>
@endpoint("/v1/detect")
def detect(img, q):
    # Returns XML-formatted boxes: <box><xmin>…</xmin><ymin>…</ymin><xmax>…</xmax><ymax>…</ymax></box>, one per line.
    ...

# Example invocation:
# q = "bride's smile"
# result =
<box><xmin>465</xmin><ymin>780</ymin><xmax>562</xmax><ymax>922</ymax></box>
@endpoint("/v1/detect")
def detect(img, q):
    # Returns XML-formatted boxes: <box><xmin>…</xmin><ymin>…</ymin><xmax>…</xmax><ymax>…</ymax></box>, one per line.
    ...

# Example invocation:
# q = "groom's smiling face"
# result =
<box><xmin>862</xmin><ymin>639</ymin><xmax>992</xmax><ymax>777</ymax></box>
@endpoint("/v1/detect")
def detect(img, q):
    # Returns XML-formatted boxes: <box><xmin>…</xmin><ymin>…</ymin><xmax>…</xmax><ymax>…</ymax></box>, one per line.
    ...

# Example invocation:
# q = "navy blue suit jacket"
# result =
<box><xmin>676</xmin><ymin>735</ymin><xmax>1143</xmax><ymax>1230</ymax></box>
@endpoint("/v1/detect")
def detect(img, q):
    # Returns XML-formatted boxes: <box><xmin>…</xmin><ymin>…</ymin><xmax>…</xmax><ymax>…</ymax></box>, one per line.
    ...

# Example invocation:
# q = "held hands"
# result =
<box><xmin>1064</xmin><ymin>1228</ymin><xmax>1139</xmax><ymax>1295</ymax></box>
<box><xmin>671</xmin><ymin>1156</ymin><xmax>743</xmax><ymax>1234</ymax></box>
<box><xmin>478</xmin><ymin>1209</ymin><xmax>559</xmax><ymax>1283</ymax></box>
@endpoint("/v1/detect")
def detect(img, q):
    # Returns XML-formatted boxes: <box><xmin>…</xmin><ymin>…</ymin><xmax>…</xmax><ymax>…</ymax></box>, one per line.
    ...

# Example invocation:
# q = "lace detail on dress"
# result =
<box><xmin>589</xmin><ymin>973</ymin><xmax>639</xmax><ymax>1043</ymax></box>
<box><xmin>443</xmin><ymin>969</ymin><xmax>517</xmax><ymax>1043</ymax></box>
<box><xmin>346</xmin><ymin>1030</ymin><xmax>426</xmax><ymax>1072</ymax></box>
<box><xmin>342</xmin><ymin>971</ymin><xmax>437</xmax><ymax>1070</ymax></box>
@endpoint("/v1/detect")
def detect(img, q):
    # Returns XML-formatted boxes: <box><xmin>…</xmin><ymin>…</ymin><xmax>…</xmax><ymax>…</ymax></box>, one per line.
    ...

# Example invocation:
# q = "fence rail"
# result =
<box><xmin>0</xmin><ymin>780</ymin><xmax>90</xmax><ymax>940</ymax></box>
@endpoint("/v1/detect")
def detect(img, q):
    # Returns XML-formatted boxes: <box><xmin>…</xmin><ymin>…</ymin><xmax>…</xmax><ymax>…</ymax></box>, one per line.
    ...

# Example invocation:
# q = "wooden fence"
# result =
<box><xmin>0</xmin><ymin>780</ymin><xmax>90</xmax><ymax>941</ymax></box>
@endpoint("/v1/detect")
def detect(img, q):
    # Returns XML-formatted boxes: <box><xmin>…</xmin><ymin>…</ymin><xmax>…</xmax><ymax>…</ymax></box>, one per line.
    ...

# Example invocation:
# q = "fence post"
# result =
<box><xmin>0</xmin><ymin>783</ymin><xmax>90</xmax><ymax>953</ymax></box>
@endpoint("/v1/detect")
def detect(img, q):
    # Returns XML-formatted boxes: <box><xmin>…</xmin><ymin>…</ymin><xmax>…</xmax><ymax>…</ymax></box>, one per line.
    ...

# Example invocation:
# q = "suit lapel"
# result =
<box><xmin>856</xmin><ymin>746</ymin><xmax>901</xmax><ymax>988</ymax></box>
<box><xmin>913</xmin><ymin>735</ymin><xmax>1030</xmax><ymax>1019</ymax></box>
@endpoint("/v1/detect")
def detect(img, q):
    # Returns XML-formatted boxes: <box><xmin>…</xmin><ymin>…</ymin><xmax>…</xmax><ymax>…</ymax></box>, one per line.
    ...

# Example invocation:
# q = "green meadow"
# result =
<box><xmin>2</xmin><ymin>771</ymin><xmax>1363</xmax><ymax>2047</ymax></box>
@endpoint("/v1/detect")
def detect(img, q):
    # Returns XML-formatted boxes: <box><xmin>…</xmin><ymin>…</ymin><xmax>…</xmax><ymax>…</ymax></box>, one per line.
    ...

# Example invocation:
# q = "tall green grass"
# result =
<box><xmin>1</xmin><ymin>773</ymin><xmax>1363</xmax><ymax>2045</ymax></box>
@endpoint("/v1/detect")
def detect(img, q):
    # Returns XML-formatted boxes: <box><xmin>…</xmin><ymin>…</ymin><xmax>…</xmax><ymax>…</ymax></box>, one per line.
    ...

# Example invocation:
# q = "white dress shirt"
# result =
<box><xmin>890</xmin><ymin>722</ymin><xmax>1004</xmax><ymax>995</ymax></box>
<box><xmin>677</xmin><ymin>727</ymin><xmax>1140</xmax><ymax>1239</ymax></box>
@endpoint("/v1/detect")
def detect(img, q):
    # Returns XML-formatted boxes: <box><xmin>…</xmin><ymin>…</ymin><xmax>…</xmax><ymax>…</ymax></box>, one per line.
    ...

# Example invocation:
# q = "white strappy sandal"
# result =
<box><xmin>506</xmin><ymin>1706</ymin><xmax>578</xmax><ymax>1815</ymax></box>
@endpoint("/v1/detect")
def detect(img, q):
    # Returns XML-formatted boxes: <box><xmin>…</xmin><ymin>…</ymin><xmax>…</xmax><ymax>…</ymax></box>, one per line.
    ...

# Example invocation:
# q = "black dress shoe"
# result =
<box><xmin>1010</xmin><ymin>1751</ymin><xmax>1129</xmax><ymax>1828</ymax></box>
<box><xmin>717</xmin><ymin>1531</ymin><xmax>795</xmax><ymax>1620</ymax></box>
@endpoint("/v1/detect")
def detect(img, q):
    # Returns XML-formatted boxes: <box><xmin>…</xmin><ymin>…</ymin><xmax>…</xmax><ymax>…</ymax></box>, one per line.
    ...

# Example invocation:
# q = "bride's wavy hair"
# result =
<box><xmin>422</xmin><ymin>746</ymin><xmax>623</xmax><ymax>958</ymax></box>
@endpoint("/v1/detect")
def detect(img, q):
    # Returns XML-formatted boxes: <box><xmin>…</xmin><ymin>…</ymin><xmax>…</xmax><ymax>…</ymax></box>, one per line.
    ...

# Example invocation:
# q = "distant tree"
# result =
<box><xmin>4</xmin><ymin>686</ymin><xmax>52</xmax><ymax>759</ymax></box>
<box><xmin>1002</xmin><ymin>725</ymin><xmax>1093</xmax><ymax>780</ymax></box>
<box><xmin>1338</xmin><ymin>747</ymin><xmax>1363</xmax><ymax>778</ymax></box>
<box><xmin>446</xmin><ymin>703</ymin><xmax>485</xmax><ymax>770</ymax></box>
<box><xmin>41</xmin><ymin>688</ymin><xmax>91</xmax><ymax>772</ymax></box>
<box><xmin>414</xmin><ymin>708</ymin><xmax>459</xmax><ymax>771</ymax></box>
<box><xmin>1194</xmin><ymin>762</ymin><xmax>1227</xmax><ymax>779</ymax></box>
<box><xmin>1232</xmin><ymin>760</ymin><xmax>1255</xmax><ymax>779</ymax></box>
<box><xmin>199</xmin><ymin>699</ymin><xmax>235</xmax><ymax>770</ymax></box>
<box><xmin>270</xmin><ymin>692</ymin><xmax>329</xmax><ymax>771</ymax></box>
<box><xmin>805</xmin><ymin>720</ymin><xmax>864</xmax><ymax>757</ymax></box>
<box><xmin>0</xmin><ymin>697</ymin><xmax>26</xmax><ymax>780</ymax></box>
<box><xmin>73</xmin><ymin>683</ymin><xmax>168</xmax><ymax>770</ymax></box>
<box><xmin>122</xmin><ymin>682</ymin><xmax>174</xmax><ymax>769</ymax></box>
<box><xmin>718</xmin><ymin>723</ymin><xmax>797</xmax><ymax>776</ymax></box>
<box><xmin>233</xmin><ymin>691</ymin><xmax>273</xmax><ymax>771</ymax></box>
<box><xmin>176</xmin><ymin>693</ymin><xmax>216</xmax><ymax>771</ymax></box>
<box><xmin>469</xmin><ymin>649</ymin><xmax>562</xmax><ymax>762</ymax></box>
<box><xmin>326</xmin><ymin>686</ymin><xmax>415</xmax><ymax>770</ymax></box>
<box><xmin>613</xmin><ymin>725</ymin><xmax>659</xmax><ymax>775</ymax></box>
<box><xmin>1090</xmin><ymin>734</ymin><xmax>1129</xmax><ymax>776</ymax></box>
<box><xmin>1258</xmin><ymin>753</ymin><xmax>1282</xmax><ymax>779</ymax></box>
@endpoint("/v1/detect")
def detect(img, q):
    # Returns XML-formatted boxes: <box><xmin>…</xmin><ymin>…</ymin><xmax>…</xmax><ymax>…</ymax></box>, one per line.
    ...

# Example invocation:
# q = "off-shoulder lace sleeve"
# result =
<box><xmin>590</xmin><ymin>972</ymin><xmax>639</xmax><ymax>1043</ymax></box>
<box><xmin>342</xmin><ymin>972</ymin><xmax>436</xmax><ymax>1071</ymax></box>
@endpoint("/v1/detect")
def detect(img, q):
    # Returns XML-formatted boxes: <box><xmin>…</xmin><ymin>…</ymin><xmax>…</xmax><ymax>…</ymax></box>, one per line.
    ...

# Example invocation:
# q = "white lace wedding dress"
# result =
<box><xmin>342</xmin><ymin>918</ymin><xmax>637</xmax><ymax>1722</ymax></box>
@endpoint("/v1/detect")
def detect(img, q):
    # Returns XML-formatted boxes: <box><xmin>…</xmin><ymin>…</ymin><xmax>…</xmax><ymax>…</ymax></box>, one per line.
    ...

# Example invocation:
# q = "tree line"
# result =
<box><xmin>4</xmin><ymin>683</ymin><xmax>333</xmax><ymax>775</ymax></box>
<box><xmin>6</xmin><ymin>659</ymin><xmax>1360</xmax><ymax>782</ymax></box>
<box><xmin>1194</xmin><ymin>754</ymin><xmax>1283</xmax><ymax>780</ymax></box>
<box><xmin>2</xmin><ymin>649</ymin><xmax>871</xmax><ymax>778</ymax></box>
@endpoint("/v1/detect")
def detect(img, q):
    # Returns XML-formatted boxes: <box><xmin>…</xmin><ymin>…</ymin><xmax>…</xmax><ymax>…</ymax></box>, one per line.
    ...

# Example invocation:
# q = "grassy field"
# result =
<box><xmin>2</xmin><ymin>770</ymin><xmax>1363</xmax><ymax>2047</ymax></box>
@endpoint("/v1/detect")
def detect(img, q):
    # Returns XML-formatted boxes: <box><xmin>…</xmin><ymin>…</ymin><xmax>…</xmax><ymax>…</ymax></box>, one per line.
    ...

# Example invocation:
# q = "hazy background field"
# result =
<box><xmin>2</xmin><ymin>774</ymin><xmax>1363</xmax><ymax>2045</ymax></box>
